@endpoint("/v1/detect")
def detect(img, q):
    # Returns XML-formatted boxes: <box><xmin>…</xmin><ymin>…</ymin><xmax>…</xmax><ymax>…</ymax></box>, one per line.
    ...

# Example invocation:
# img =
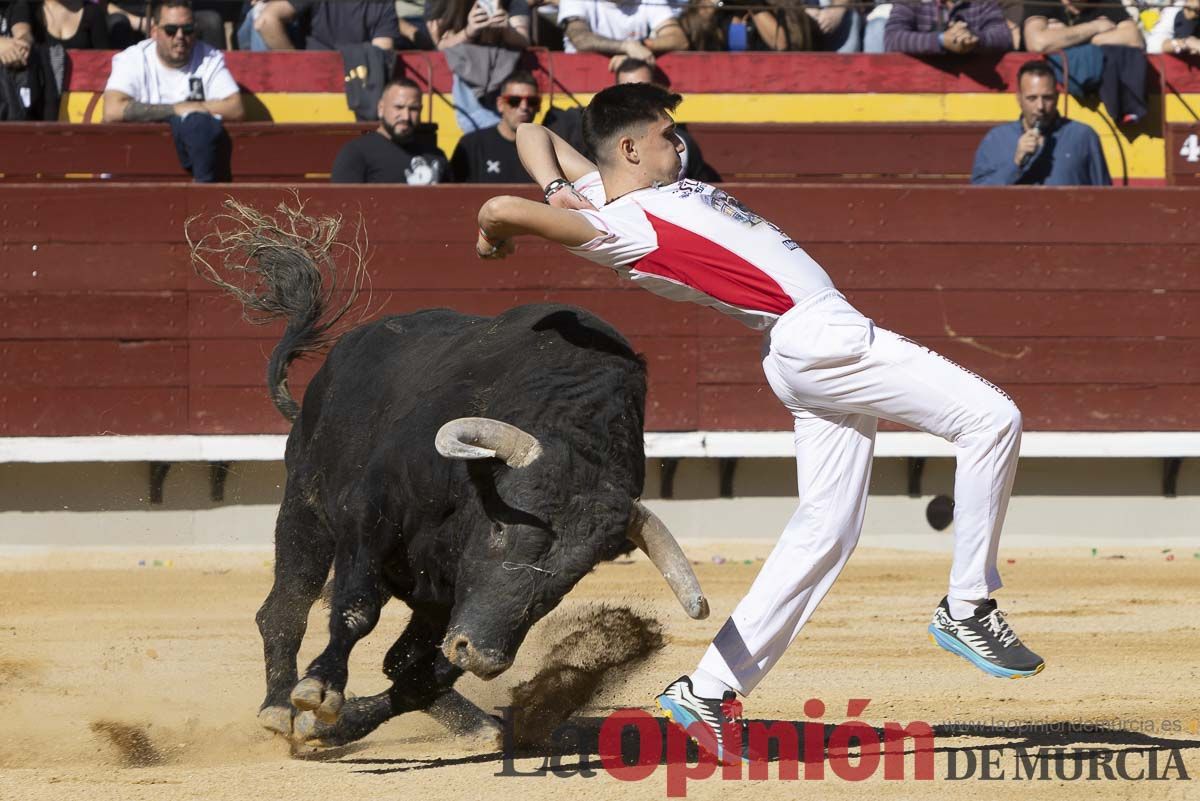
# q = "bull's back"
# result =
<box><xmin>290</xmin><ymin>304</ymin><xmax>644</xmax><ymax>473</ymax></box>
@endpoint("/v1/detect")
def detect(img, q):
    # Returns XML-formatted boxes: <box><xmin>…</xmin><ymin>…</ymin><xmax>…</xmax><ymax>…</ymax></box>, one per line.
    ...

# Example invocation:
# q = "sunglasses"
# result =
<box><xmin>501</xmin><ymin>95</ymin><xmax>542</xmax><ymax>109</ymax></box>
<box><xmin>161</xmin><ymin>23</ymin><xmax>196</xmax><ymax>37</ymax></box>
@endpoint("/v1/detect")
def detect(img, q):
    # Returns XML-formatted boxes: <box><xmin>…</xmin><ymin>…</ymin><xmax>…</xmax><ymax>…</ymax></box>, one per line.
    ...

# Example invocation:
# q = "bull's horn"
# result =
<box><xmin>435</xmin><ymin>417</ymin><xmax>543</xmax><ymax>469</ymax></box>
<box><xmin>627</xmin><ymin>502</ymin><xmax>709</xmax><ymax>620</ymax></box>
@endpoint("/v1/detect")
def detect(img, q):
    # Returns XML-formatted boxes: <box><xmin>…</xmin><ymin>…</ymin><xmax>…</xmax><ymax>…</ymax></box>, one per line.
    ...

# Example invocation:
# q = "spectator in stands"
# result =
<box><xmin>450</xmin><ymin>68</ymin><xmax>536</xmax><ymax>181</ymax></box>
<box><xmin>558</xmin><ymin>0</ymin><xmax>687</xmax><ymax>62</ymax></box>
<box><xmin>331</xmin><ymin>77</ymin><xmax>449</xmax><ymax>183</ymax></box>
<box><xmin>254</xmin><ymin>0</ymin><xmax>397</xmax><ymax>50</ymax></box>
<box><xmin>7</xmin><ymin>0</ymin><xmax>109</xmax><ymax>49</ymax></box>
<box><xmin>427</xmin><ymin>0</ymin><xmax>530</xmax><ymax>47</ymax></box>
<box><xmin>109</xmin><ymin>1</ymin><xmax>225</xmax><ymax>50</ymax></box>
<box><xmin>1022</xmin><ymin>0</ymin><xmax>1143</xmax><ymax>52</ymax></box>
<box><xmin>679</xmin><ymin>0</ymin><xmax>814</xmax><ymax>50</ymax></box>
<box><xmin>102</xmin><ymin>0</ymin><xmax>244</xmax><ymax>182</ymax></box>
<box><xmin>426</xmin><ymin>0</ymin><xmax>530</xmax><ymax>133</ymax></box>
<box><xmin>971</xmin><ymin>60</ymin><xmax>1110</xmax><ymax>185</ymax></box>
<box><xmin>884</xmin><ymin>0</ymin><xmax>1011</xmax><ymax>53</ymax></box>
<box><xmin>1146</xmin><ymin>0</ymin><xmax>1200</xmax><ymax>53</ymax></box>
<box><xmin>805</xmin><ymin>0</ymin><xmax>862</xmax><ymax>52</ymax></box>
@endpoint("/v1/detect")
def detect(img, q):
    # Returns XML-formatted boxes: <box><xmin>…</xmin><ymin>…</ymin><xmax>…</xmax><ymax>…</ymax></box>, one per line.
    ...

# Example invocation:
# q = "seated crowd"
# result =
<box><xmin>1</xmin><ymin>0</ymin><xmax>1192</xmax><ymax>60</ymax></box>
<box><xmin>0</xmin><ymin>0</ymin><xmax>1192</xmax><ymax>187</ymax></box>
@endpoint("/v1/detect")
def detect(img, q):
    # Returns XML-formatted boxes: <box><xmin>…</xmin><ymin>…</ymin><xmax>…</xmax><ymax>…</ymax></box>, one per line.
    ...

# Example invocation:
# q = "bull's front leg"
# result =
<box><xmin>291</xmin><ymin>534</ymin><xmax>386</xmax><ymax>725</ymax></box>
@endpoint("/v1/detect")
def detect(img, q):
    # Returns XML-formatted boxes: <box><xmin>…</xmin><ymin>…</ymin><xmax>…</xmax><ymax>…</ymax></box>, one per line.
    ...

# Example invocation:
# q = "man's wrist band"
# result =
<box><xmin>478</xmin><ymin>227</ymin><xmax>503</xmax><ymax>249</ymax></box>
<box><xmin>543</xmin><ymin>178</ymin><xmax>570</xmax><ymax>202</ymax></box>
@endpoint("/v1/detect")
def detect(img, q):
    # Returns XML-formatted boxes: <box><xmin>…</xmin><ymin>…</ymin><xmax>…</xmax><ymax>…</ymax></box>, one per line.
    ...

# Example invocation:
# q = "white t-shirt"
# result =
<box><xmin>567</xmin><ymin>174</ymin><xmax>836</xmax><ymax>330</ymax></box>
<box><xmin>557</xmin><ymin>0</ymin><xmax>683</xmax><ymax>53</ymax></box>
<box><xmin>105</xmin><ymin>39</ymin><xmax>239</xmax><ymax>105</ymax></box>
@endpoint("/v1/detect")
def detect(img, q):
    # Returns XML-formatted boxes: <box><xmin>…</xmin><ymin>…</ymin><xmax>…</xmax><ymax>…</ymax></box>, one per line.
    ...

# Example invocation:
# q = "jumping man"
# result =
<box><xmin>474</xmin><ymin>83</ymin><xmax>1044</xmax><ymax>764</ymax></box>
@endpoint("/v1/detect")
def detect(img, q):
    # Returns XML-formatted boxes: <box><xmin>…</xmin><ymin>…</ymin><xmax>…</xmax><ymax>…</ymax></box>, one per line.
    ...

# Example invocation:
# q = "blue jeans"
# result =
<box><xmin>451</xmin><ymin>74</ymin><xmax>500</xmax><ymax>134</ymax></box>
<box><xmin>169</xmin><ymin>113</ymin><xmax>229</xmax><ymax>182</ymax></box>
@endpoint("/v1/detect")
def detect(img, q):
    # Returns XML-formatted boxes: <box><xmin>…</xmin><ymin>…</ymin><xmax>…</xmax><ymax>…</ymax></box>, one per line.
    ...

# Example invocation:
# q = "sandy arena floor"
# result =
<box><xmin>0</xmin><ymin>542</ymin><xmax>1197</xmax><ymax>801</ymax></box>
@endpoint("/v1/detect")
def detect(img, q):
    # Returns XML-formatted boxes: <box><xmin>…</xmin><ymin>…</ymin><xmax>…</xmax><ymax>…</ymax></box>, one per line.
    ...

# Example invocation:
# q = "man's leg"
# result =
<box><xmin>696</xmin><ymin>410</ymin><xmax>877</xmax><ymax>696</ymax></box>
<box><xmin>169</xmin><ymin>113</ymin><xmax>228</xmax><ymax>183</ymax></box>
<box><xmin>752</xmin><ymin>295</ymin><xmax>1037</xmax><ymax>677</ymax></box>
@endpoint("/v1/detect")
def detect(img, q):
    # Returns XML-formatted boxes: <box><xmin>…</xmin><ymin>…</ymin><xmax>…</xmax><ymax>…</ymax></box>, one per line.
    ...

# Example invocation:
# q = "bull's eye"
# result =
<box><xmin>489</xmin><ymin>523</ymin><xmax>505</xmax><ymax>549</ymax></box>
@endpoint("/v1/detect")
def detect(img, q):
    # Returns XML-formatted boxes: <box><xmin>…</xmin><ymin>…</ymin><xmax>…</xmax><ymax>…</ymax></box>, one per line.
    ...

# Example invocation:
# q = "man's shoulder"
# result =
<box><xmin>112</xmin><ymin>38</ymin><xmax>155</xmax><ymax>65</ymax></box>
<box><xmin>1060</xmin><ymin>118</ymin><xmax>1101</xmax><ymax>141</ymax></box>
<box><xmin>983</xmin><ymin>120</ymin><xmax>1022</xmax><ymax>137</ymax></box>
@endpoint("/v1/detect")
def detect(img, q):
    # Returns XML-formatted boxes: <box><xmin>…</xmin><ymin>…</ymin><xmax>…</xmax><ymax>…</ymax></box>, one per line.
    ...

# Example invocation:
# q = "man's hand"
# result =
<box><xmin>943</xmin><ymin>21</ymin><xmax>978</xmax><ymax>53</ymax></box>
<box><xmin>476</xmin><ymin>228</ymin><xmax>515</xmax><ymax>260</ymax></box>
<box><xmin>815</xmin><ymin>6</ymin><xmax>846</xmax><ymax>36</ymax></box>
<box><xmin>0</xmin><ymin>37</ymin><xmax>30</xmax><ymax>68</ymax></box>
<box><xmin>485</xmin><ymin>10</ymin><xmax>510</xmax><ymax>29</ymax></box>
<box><xmin>1013</xmin><ymin>127</ymin><xmax>1043</xmax><ymax>167</ymax></box>
<box><xmin>1185</xmin><ymin>36</ymin><xmax>1200</xmax><ymax>55</ymax></box>
<box><xmin>620</xmin><ymin>39</ymin><xmax>655</xmax><ymax>64</ymax></box>
<box><xmin>547</xmin><ymin>183</ymin><xmax>598</xmax><ymax>211</ymax></box>
<box><xmin>173</xmin><ymin>101</ymin><xmax>209</xmax><ymax>116</ymax></box>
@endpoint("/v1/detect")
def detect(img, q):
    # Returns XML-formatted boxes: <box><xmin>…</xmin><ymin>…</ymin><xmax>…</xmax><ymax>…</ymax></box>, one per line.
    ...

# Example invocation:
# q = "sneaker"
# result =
<box><xmin>656</xmin><ymin>675</ymin><xmax>746</xmax><ymax>764</ymax></box>
<box><xmin>929</xmin><ymin>597</ymin><xmax>1045</xmax><ymax>679</ymax></box>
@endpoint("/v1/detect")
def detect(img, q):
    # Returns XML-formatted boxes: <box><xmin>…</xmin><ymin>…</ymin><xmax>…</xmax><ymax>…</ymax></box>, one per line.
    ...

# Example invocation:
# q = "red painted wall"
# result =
<box><xmin>1</xmin><ymin>184</ymin><xmax>1197</xmax><ymax>436</ymax></box>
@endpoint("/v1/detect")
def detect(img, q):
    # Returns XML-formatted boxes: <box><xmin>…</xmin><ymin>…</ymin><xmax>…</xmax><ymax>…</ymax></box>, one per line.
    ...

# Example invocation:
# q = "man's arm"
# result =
<box><xmin>974</xmin><ymin>2</ymin><xmax>1014</xmax><ymax>51</ymax></box>
<box><xmin>564</xmin><ymin>19</ymin><xmax>657</xmax><ymax>61</ymax></box>
<box><xmin>476</xmin><ymin>195</ymin><xmax>601</xmax><ymax>258</ymax></box>
<box><xmin>970</xmin><ymin>130</ymin><xmax>1021</xmax><ymax>185</ymax></box>
<box><xmin>205</xmin><ymin>92</ymin><xmax>245</xmax><ymax>121</ymax></box>
<box><xmin>645</xmin><ymin>18</ymin><xmax>686</xmax><ymax>53</ymax></box>
<box><xmin>102</xmin><ymin>91</ymin><xmax>174</xmax><ymax>122</ymax></box>
<box><xmin>515</xmin><ymin>122</ymin><xmax>597</xmax><ymax>187</ymax></box>
<box><xmin>1084</xmin><ymin>129</ymin><xmax>1112</xmax><ymax>186</ymax></box>
<box><xmin>255</xmin><ymin>0</ymin><xmax>298</xmax><ymax>50</ymax></box>
<box><xmin>883</xmin><ymin>1</ymin><xmax>941</xmax><ymax>53</ymax></box>
<box><xmin>1091</xmin><ymin>19</ymin><xmax>1144</xmax><ymax>48</ymax></box>
<box><xmin>1022</xmin><ymin>16</ymin><xmax>1113</xmax><ymax>53</ymax></box>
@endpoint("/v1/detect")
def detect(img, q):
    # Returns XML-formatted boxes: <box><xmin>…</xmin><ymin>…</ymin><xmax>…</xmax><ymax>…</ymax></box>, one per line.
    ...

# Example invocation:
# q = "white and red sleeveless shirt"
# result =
<box><xmin>567</xmin><ymin>173</ymin><xmax>835</xmax><ymax>330</ymax></box>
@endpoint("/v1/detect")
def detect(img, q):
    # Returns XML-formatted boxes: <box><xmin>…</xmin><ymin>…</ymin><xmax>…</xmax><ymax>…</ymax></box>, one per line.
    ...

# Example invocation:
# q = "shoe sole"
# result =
<box><xmin>928</xmin><ymin>626</ymin><xmax>1045</xmax><ymax>679</ymax></box>
<box><xmin>656</xmin><ymin>695</ymin><xmax>748</xmax><ymax>765</ymax></box>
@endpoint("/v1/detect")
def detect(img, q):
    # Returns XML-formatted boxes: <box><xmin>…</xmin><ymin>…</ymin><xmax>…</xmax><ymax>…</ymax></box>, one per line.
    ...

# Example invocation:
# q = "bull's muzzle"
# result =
<box><xmin>443</xmin><ymin>631</ymin><xmax>514</xmax><ymax>680</ymax></box>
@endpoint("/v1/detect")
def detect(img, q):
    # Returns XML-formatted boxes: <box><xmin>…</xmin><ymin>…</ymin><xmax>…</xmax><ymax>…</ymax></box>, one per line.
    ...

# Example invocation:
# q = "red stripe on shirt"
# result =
<box><xmin>636</xmin><ymin>212</ymin><xmax>794</xmax><ymax>315</ymax></box>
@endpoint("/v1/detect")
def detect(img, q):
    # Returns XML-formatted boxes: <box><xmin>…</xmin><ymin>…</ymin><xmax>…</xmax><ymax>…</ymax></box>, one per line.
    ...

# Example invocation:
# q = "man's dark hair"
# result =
<box><xmin>1017</xmin><ymin>60</ymin><xmax>1057</xmax><ymax>86</ymax></box>
<box><xmin>152</xmin><ymin>0</ymin><xmax>192</xmax><ymax>23</ymax></box>
<box><xmin>583</xmin><ymin>83</ymin><xmax>682</xmax><ymax>164</ymax></box>
<box><xmin>383</xmin><ymin>77</ymin><xmax>422</xmax><ymax>94</ymax></box>
<box><xmin>499</xmin><ymin>69</ymin><xmax>538</xmax><ymax>95</ymax></box>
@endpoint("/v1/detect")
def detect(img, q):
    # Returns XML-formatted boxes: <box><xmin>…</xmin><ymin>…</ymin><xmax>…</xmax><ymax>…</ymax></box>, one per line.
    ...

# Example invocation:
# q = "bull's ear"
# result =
<box><xmin>435</xmin><ymin>417</ymin><xmax>543</xmax><ymax>469</ymax></box>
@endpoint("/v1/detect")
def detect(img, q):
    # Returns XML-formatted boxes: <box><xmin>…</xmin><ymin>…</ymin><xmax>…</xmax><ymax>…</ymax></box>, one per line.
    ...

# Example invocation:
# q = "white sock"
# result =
<box><xmin>949</xmin><ymin>597</ymin><xmax>988</xmax><ymax>620</ymax></box>
<box><xmin>690</xmin><ymin>668</ymin><xmax>735</xmax><ymax>699</ymax></box>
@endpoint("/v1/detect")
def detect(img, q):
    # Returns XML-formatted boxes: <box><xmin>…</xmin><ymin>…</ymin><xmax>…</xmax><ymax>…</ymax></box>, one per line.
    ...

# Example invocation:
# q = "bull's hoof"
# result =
<box><xmin>292</xmin><ymin>711</ymin><xmax>332</xmax><ymax>745</ymax></box>
<box><xmin>258</xmin><ymin>705</ymin><xmax>296</xmax><ymax>737</ymax></box>
<box><xmin>290</xmin><ymin>677</ymin><xmax>344</xmax><ymax>724</ymax></box>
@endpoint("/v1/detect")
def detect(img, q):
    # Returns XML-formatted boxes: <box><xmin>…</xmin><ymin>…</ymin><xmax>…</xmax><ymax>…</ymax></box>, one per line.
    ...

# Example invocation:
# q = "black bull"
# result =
<box><xmin>190</xmin><ymin>201</ymin><xmax>708</xmax><ymax>746</ymax></box>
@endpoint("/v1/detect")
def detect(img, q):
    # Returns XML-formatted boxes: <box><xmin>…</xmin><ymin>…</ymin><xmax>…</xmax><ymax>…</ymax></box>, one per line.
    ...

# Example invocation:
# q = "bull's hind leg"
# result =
<box><xmin>256</xmin><ymin>497</ymin><xmax>335</xmax><ymax>737</ymax></box>
<box><xmin>291</xmin><ymin>529</ymin><xmax>387</xmax><ymax>725</ymax></box>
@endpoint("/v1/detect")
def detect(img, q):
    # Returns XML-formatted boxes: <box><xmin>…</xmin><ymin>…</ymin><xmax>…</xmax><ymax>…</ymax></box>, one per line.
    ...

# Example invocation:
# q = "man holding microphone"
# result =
<box><xmin>971</xmin><ymin>60</ymin><xmax>1111</xmax><ymax>186</ymax></box>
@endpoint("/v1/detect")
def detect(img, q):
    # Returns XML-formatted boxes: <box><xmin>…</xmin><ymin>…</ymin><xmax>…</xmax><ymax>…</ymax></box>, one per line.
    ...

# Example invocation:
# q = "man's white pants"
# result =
<box><xmin>697</xmin><ymin>289</ymin><xmax>1022</xmax><ymax>695</ymax></box>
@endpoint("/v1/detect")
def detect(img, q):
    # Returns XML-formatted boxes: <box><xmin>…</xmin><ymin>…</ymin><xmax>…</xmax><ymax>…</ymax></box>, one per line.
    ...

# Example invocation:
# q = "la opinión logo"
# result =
<box><xmin>497</xmin><ymin>698</ymin><xmax>936</xmax><ymax>797</ymax></box>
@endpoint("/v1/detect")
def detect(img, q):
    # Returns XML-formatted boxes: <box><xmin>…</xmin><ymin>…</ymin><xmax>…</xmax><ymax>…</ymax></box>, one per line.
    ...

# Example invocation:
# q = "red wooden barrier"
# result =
<box><xmin>1</xmin><ymin>183</ymin><xmax>1197</xmax><ymax>436</ymax></box>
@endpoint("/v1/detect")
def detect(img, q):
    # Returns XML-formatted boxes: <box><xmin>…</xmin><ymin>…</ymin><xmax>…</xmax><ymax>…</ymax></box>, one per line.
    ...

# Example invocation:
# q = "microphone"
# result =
<box><xmin>1021</xmin><ymin>119</ymin><xmax>1048</xmax><ymax>167</ymax></box>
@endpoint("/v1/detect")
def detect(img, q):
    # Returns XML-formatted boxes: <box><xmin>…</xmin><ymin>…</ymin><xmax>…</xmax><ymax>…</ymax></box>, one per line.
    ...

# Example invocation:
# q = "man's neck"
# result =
<box><xmin>497</xmin><ymin>123</ymin><xmax>517</xmax><ymax>142</ymax></box>
<box><xmin>599</xmin><ymin>167</ymin><xmax>654</xmax><ymax>204</ymax></box>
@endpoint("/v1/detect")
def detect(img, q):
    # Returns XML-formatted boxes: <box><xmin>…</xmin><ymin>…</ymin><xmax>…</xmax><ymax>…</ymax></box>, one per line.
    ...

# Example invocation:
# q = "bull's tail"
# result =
<box><xmin>187</xmin><ymin>195</ymin><xmax>367</xmax><ymax>421</ymax></box>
